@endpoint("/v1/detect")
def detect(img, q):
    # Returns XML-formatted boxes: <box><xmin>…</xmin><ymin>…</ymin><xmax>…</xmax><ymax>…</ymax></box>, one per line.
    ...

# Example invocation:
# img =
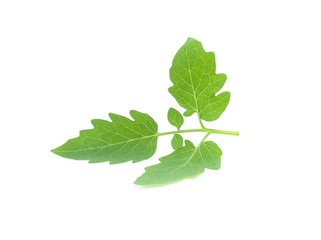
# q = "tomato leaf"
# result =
<box><xmin>51</xmin><ymin>38</ymin><xmax>239</xmax><ymax>186</ymax></box>
<box><xmin>134</xmin><ymin>140</ymin><xmax>222</xmax><ymax>186</ymax></box>
<box><xmin>171</xmin><ymin>134</ymin><xmax>183</xmax><ymax>150</ymax></box>
<box><xmin>169</xmin><ymin>38</ymin><xmax>230</xmax><ymax>121</ymax></box>
<box><xmin>168</xmin><ymin>107</ymin><xmax>184</xmax><ymax>130</ymax></box>
<box><xmin>51</xmin><ymin>111</ymin><xmax>158</xmax><ymax>164</ymax></box>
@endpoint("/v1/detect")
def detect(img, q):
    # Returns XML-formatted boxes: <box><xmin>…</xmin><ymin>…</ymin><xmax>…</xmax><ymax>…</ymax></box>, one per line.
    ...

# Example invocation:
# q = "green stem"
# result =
<box><xmin>205</xmin><ymin>128</ymin><xmax>240</xmax><ymax>136</ymax></box>
<box><xmin>157</xmin><ymin>128</ymin><xmax>239</xmax><ymax>137</ymax></box>
<box><xmin>197</xmin><ymin>113</ymin><xmax>206</xmax><ymax>129</ymax></box>
<box><xmin>200</xmin><ymin>132</ymin><xmax>211</xmax><ymax>143</ymax></box>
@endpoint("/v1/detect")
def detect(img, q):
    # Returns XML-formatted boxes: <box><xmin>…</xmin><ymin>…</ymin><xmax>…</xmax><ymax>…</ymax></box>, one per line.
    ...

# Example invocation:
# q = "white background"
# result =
<box><xmin>1</xmin><ymin>0</ymin><xmax>320</xmax><ymax>239</ymax></box>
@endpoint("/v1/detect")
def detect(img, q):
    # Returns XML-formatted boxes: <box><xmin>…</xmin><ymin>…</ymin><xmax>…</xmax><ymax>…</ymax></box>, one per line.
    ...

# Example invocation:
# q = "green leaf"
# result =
<box><xmin>169</xmin><ymin>38</ymin><xmax>230</xmax><ymax>121</ymax></box>
<box><xmin>51</xmin><ymin>38</ymin><xmax>239</xmax><ymax>187</ymax></box>
<box><xmin>167</xmin><ymin>107</ymin><xmax>184</xmax><ymax>129</ymax></box>
<box><xmin>184</xmin><ymin>139</ymin><xmax>195</xmax><ymax>148</ymax></box>
<box><xmin>134</xmin><ymin>140</ymin><xmax>222</xmax><ymax>186</ymax></box>
<box><xmin>171</xmin><ymin>134</ymin><xmax>183</xmax><ymax>150</ymax></box>
<box><xmin>51</xmin><ymin>110</ymin><xmax>158</xmax><ymax>164</ymax></box>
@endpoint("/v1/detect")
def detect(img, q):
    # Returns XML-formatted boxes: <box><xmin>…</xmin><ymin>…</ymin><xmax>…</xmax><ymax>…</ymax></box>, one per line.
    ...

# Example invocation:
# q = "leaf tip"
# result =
<box><xmin>133</xmin><ymin>176</ymin><xmax>145</xmax><ymax>186</ymax></box>
<box><xmin>91</xmin><ymin>119</ymin><xmax>102</xmax><ymax>127</ymax></box>
<box><xmin>108</xmin><ymin>112</ymin><xmax>115</xmax><ymax>121</ymax></box>
<box><xmin>129</xmin><ymin>109</ymin><xmax>138</xmax><ymax>116</ymax></box>
<box><xmin>183</xmin><ymin>110</ymin><xmax>194</xmax><ymax>117</ymax></box>
<box><xmin>184</xmin><ymin>140</ymin><xmax>195</xmax><ymax>148</ymax></box>
<box><xmin>50</xmin><ymin>146</ymin><xmax>64</xmax><ymax>158</ymax></box>
<box><xmin>50</xmin><ymin>148</ymin><xmax>57</xmax><ymax>154</ymax></box>
<box><xmin>186</xmin><ymin>37</ymin><xmax>197</xmax><ymax>43</ymax></box>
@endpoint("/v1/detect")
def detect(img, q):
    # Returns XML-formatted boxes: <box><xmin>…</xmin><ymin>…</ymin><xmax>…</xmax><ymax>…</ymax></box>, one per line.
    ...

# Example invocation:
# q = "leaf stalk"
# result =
<box><xmin>157</xmin><ymin>128</ymin><xmax>239</xmax><ymax>137</ymax></box>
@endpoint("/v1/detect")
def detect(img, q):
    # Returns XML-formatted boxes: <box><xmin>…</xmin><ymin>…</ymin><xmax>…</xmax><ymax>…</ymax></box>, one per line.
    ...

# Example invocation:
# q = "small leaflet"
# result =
<box><xmin>171</xmin><ymin>134</ymin><xmax>183</xmax><ymax>150</ymax></box>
